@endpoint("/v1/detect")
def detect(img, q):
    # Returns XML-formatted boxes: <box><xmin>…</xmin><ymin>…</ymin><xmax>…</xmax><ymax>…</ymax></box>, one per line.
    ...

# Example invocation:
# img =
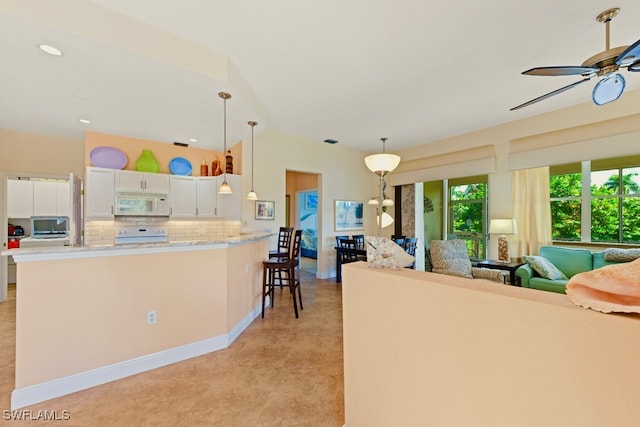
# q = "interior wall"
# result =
<box><xmin>244</xmin><ymin>130</ymin><xmax>374</xmax><ymax>280</ymax></box>
<box><xmin>342</xmin><ymin>262</ymin><xmax>640</xmax><ymax>427</ymax></box>
<box><xmin>0</xmin><ymin>129</ymin><xmax>84</xmax><ymax>177</ymax></box>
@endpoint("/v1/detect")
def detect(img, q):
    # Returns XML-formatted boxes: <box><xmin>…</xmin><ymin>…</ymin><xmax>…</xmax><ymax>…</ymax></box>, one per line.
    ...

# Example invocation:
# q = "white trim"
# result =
<box><xmin>388</xmin><ymin>158</ymin><xmax>496</xmax><ymax>187</ymax></box>
<box><xmin>11</xmin><ymin>301</ymin><xmax>264</xmax><ymax>409</ymax></box>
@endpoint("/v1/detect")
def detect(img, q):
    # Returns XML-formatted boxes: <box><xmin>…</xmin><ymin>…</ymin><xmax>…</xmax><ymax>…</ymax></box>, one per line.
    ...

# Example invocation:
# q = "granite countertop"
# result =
<box><xmin>3</xmin><ymin>232</ymin><xmax>276</xmax><ymax>261</ymax></box>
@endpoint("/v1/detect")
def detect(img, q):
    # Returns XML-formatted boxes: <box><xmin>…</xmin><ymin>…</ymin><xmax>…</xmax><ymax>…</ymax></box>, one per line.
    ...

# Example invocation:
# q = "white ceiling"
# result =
<box><xmin>1</xmin><ymin>0</ymin><xmax>640</xmax><ymax>153</ymax></box>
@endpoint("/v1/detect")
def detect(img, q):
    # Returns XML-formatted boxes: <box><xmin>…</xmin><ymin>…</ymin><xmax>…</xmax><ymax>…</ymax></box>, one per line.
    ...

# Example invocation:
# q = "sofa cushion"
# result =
<box><xmin>538</xmin><ymin>246</ymin><xmax>592</xmax><ymax>278</ymax></box>
<box><xmin>523</xmin><ymin>255</ymin><xmax>568</xmax><ymax>280</ymax></box>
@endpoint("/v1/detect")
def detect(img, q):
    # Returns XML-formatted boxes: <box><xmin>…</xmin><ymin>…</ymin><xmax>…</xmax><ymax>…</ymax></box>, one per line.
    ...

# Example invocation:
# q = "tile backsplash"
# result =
<box><xmin>84</xmin><ymin>218</ymin><xmax>241</xmax><ymax>246</ymax></box>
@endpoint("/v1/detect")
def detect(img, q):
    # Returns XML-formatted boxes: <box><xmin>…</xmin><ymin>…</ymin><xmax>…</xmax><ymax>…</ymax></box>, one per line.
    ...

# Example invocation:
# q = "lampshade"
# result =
<box><xmin>382</xmin><ymin>198</ymin><xmax>394</xmax><ymax>207</ymax></box>
<box><xmin>368</xmin><ymin>197</ymin><xmax>379</xmax><ymax>206</ymax></box>
<box><xmin>218</xmin><ymin>92</ymin><xmax>233</xmax><ymax>194</ymax></box>
<box><xmin>364</xmin><ymin>137</ymin><xmax>401</xmax><ymax>175</ymax></box>
<box><xmin>376</xmin><ymin>211</ymin><xmax>394</xmax><ymax>228</ymax></box>
<box><xmin>365</xmin><ymin>153</ymin><xmax>401</xmax><ymax>175</ymax></box>
<box><xmin>489</xmin><ymin>218</ymin><xmax>518</xmax><ymax>235</ymax></box>
<box><xmin>218</xmin><ymin>180</ymin><xmax>233</xmax><ymax>194</ymax></box>
<box><xmin>246</xmin><ymin>120</ymin><xmax>258</xmax><ymax>200</ymax></box>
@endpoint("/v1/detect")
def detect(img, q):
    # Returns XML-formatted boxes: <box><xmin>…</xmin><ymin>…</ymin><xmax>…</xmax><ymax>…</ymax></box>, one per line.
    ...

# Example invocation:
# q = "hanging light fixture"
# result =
<box><xmin>246</xmin><ymin>121</ymin><xmax>258</xmax><ymax>200</ymax></box>
<box><xmin>364</xmin><ymin>137</ymin><xmax>401</xmax><ymax>176</ymax></box>
<box><xmin>218</xmin><ymin>92</ymin><xmax>233</xmax><ymax>194</ymax></box>
<box><xmin>365</xmin><ymin>138</ymin><xmax>400</xmax><ymax>235</ymax></box>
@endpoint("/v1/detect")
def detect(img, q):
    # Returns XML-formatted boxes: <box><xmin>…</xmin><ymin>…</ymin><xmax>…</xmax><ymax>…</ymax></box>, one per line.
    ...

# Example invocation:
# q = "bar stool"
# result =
<box><xmin>269</xmin><ymin>227</ymin><xmax>294</xmax><ymax>259</ymax></box>
<box><xmin>262</xmin><ymin>229</ymin><xmax>303</xmax><ymax>318</ymax></box>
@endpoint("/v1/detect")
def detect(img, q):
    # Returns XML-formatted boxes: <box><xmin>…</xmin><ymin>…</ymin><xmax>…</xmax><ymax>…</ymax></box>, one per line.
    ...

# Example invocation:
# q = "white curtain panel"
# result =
<box><xmin>511</xmin><ymin>167</ymin><xmax>553</xmax><ymax>256</ymax></box>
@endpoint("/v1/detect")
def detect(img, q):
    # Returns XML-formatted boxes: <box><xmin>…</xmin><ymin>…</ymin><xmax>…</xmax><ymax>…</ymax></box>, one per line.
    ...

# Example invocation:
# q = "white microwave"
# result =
<box><xmin>115</xmin><ymin>192</ymin><xmax>169</xmax><ymax>216</ymax></box>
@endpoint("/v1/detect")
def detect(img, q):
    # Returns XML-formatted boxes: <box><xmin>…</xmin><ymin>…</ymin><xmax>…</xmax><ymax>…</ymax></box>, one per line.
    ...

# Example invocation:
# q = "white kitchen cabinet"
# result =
<box><xmin>33</xmin><ymin>180</ymin><xmax>70</xmax><ymax>216</ymax></box>
<box><xmin>169</xmin><ymin>175</ymin><xmax>197</xmax><ymax>217</ymax></box>
<box><xmin>86</xmin><ymin>167</ymin><xmax>115</xmax><ymax>218</ymax></box>
<box><xmin>197</xmin><ymin>177</ymin><xmax>217</xmax><ymax>217</ymax></box>
<box><xmin>7</xmin><ymin>179</ymin><xmax>34</xmax><ymax>219</ymax></box>
<box><xmin>216</xmin><ymin>174</ymin><xmax>242</xmax><ymax>220</ymax></box>
<box><xmin>115</xmin><ymin>170</ymin><xmax>169</xmax><ymax>193</ymax></box>
<box><xmin>169</xmin><ymin>175</ymin><xmax>238</xmax><ymax>219</ymax></box>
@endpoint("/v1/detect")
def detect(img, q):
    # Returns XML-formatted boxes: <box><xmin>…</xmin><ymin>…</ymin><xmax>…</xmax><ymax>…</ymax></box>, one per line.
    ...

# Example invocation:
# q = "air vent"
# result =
<box><xmin>173</xmin><ymin>142</ymin><xmax>188</xmax><ymax>147</ymax></box>
<box><xmin>324</xmin><ymin>139</ymin><xmax>338</xmax><ymax>144</ymax></box>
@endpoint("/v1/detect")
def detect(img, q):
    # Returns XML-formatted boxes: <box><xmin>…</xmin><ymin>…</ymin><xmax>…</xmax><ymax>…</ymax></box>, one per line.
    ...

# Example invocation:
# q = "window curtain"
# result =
<box><xmin>511</xmin><ymin>167</ymin><xmax>553</xmax><ymax>256</ymax></box>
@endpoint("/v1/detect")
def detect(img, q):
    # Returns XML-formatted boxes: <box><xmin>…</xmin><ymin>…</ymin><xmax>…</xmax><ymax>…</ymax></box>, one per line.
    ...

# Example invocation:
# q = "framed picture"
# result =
<box><xmin>304</xmin><ymin>192</ymin><xmax>318</xmax><ymax>210</ymax></box>
<box><xmin>334</xmin><ymin>200</ymin><xmax>364</xmax><ymax>231</ymax></box>
<box><xmin>255</xmin><ymin>200</ymin><xmax>275</xmax><ymax>220</ymax></box>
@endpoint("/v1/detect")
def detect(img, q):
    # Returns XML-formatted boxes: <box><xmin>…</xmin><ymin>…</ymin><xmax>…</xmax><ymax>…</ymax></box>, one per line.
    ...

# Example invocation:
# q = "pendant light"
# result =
<box><xmin>365</xmin><ymin>138</ymin><xmax>400</xmax><ymax>235</ymax></box>
<box><xmin>218</xmin><ymin>91</ymin><xmax>233</xmax><ymax>194</ymax></box>
<box><xmin>246</xmin><ymin>121</ymin><xmax>258</xmax><ymax>200</ymax></box>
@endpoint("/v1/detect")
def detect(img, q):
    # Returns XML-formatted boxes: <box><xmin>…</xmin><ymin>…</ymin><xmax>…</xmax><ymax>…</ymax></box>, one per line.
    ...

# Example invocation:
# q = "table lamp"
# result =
<box><xmin>489</xmin><ymin>218</ymin><xmax>518</xmax><ymax>263</ymax></box>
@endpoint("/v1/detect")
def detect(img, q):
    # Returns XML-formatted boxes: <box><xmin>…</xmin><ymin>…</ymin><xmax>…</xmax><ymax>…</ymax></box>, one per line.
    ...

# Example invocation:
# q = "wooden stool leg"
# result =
<box><xmin>261</xmin><ymin>264</ymin><xmax>267</xmax><ymax>318</ymax></box>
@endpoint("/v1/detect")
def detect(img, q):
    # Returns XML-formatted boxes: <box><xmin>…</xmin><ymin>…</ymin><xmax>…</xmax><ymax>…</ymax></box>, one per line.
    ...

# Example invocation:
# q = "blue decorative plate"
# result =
<box><xmin>89</xmin><ymin>146</ymin><xmax>128</xmax><ymax>169</ymax></box>
<box><xmin>169</xmin><ymin>157</ymin><xmax>192</xmax><ymax>175</ymax></box>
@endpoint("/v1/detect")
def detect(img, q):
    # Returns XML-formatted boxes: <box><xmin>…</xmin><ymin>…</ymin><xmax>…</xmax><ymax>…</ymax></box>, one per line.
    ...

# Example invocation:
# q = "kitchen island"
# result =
<box><xmin>4</xmin><ymin>232</ymin><xmax>273</xmax><ymax>409</ymax></box>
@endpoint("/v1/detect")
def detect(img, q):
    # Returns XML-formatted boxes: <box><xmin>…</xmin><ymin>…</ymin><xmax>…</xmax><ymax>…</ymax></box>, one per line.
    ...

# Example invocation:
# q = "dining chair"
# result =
<box><xmin>351</xmin><ymin>234</ymin><xmax>365</xmax><ymax>250</ymax></box>
<box><xmin>335</xmin><ymin>235</ymin><xmax>349</xmax><ymax>245</ymax></box>
<box><xmin>391</xmin><ymin>234</ymin><xmax>406</xmax><ymax>246</ymax></box>
<box><xmin>338</xmin><ymin>238</ymin><xmax>366</xmax><ymax>264</ymax></box>
<box><xmin>403</xmin><ymin>237</ymin><xmax>419</xmax><ymax>269</ymax></box>
<box><xmin>262</xmin><ymin>229</ymin><xmax>303</xmax><ymax>318</ymax></box>
<box><xmin>269</xmin><ymin>226</ymin><xmax>294</xmax><ymax>259</ymax></box>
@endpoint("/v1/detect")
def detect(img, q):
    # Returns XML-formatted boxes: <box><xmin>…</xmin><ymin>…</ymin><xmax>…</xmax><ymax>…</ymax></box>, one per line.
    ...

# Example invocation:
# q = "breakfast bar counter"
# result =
<box><xmin>6</xmin><ymin>232</ymin><xmax>273</xmax><ymax>409</ymax></box>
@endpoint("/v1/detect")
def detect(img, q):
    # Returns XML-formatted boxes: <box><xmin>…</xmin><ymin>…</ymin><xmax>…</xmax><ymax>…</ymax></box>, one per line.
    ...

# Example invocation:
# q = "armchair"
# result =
<box><xmin>430</xmin><ymin>239</ymin><xmax>508</xmax><ymax>283</ymax></box>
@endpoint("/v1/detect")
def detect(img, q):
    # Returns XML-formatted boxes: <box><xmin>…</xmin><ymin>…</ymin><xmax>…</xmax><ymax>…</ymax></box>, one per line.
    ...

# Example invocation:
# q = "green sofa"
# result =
<box><xmin>515</xmin><ymin>246</ymin><xmax>625</xmax><ymax>294</ymax></box>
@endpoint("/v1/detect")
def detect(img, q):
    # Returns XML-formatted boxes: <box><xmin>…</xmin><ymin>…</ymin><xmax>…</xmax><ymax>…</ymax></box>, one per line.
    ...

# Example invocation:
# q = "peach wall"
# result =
<box><xmin>0</xmin><ymin>129</ymin><xmax>84</xmax><ymax>177</ymax></box>
<box><xmin>85</xmin><ymin>130</ymin><xmax>242</xmax><ymax>176</ymax></box>
<box><xmin>14</xmin><ymin>240</ymin><xmax>267</xmax><ymax>390</ymax></box>
<box><xmin>342</xmin><ymin>262</ymin><xmax>640</xmax><ymax>427</ymax></box>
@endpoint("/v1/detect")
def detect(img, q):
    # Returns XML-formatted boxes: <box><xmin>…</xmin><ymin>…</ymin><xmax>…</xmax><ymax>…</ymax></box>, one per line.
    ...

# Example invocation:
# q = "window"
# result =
<box><xmin>448</xmin><ymin>176</ymin><xmax>488</xmax><ymax>259</ymax></box>
<box><xmin>550</xmin><ymin>156</ymin><xmax>640</xmax><ymax>244</ymax></box>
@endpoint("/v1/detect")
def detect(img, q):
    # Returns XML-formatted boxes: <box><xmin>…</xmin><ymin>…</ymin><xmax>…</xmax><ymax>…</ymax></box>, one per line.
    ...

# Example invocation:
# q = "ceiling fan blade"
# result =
<box><xmin>522</xmin><ymin>66</ymin><xmax>599</xmax><ymax>76</ymax></box>
<box><xmin>616</xmin><ymin>38</ymin><xmax>640</xmax><ymax>66</ymax></box>
<box><xmin>510</xmin><ymin>78</ymin><xmax>591</xmax><ymax>111</ymax></box>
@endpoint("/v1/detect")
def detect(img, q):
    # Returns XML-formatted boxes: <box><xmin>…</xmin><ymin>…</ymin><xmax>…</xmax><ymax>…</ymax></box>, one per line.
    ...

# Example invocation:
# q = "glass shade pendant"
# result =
<box><xmin>218</xmin><ymin>92</ymin><xmax>233</xmax><ymax>194</ymax></box>
<box><xmin>246</xmin><ymin>121</ymin><xmax>258</xmax><ymax>200</ymax></box>
<box><xmin>376</xmin><ymin>212</ymin><xmax>394</xmax><ymax>228</ymax></box>
<box><xmin>365</xmin><ymin>138</ymin><xmax>401</xmax><ymax>176</ymax></box>
<box><xmin>592</xmin><ymin>73</ymin><xmax>626</xmax><ymax>105</ymax></box>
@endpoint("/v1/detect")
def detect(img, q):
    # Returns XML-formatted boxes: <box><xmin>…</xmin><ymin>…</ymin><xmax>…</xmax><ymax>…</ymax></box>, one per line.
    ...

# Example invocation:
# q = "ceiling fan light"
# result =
<box><xmin>592</xmin><ymin>73</ymin><xmax>626</xmax><ymax>105</ymax></box>
<box><xmin>629</xmin><ymin>60</ymin><xmax>640</xmax><ymax>72</ymax></box>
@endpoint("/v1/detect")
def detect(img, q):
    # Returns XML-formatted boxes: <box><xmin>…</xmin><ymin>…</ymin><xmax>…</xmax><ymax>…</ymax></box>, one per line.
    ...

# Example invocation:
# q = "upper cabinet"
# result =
<box><xmin>216</xmin><ymin>174</ymin><xmax>242</xmax><ymax>220</ymax></box>
<box><xmin>7</xmin><ymin>178</ymin><xmax>70</xmax><ymax>218</ymax></box>
<box><xmin>169</xmin><ymin>175</ymin><xmax>236</xmax><ymax>218</ymax></box>
<box><xmin>7</xmin><ymin>179</ymin><xmax>34</xmax><ymax>219</ymax></box>
<box><xmin>86</xmin><ymin>167</ymin><xmax>115</xmax><ymax>218</ymax></box>
<box><xmin>33</xmin><ymin>180</ymin><xmax>70</xmax><ymax>216</ymax></box>
<box><xmin>115</xmin><ymin>170</ymin><xmax>169</xmax><ymax>194</ymax></box>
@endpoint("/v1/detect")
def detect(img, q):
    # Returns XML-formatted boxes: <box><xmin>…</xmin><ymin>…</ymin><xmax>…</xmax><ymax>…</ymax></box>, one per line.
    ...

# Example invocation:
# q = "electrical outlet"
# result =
<box><xmin>147</xmin><ymin>310</ymin><xmax>157</xmax><ymax>325</ymax></box>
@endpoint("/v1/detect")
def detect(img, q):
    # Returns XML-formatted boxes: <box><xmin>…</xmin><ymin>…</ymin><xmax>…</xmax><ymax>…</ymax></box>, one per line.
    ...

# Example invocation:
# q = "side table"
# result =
<box><xmin>476</xmin><ymin>258</ymin><xmax>525</xmax><ymax>286</ymax></box>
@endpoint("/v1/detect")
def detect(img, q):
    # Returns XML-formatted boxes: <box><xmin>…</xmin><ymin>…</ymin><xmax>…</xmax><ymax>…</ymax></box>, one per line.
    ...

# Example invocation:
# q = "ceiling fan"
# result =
<box><xmin>511</xmin><ymin>8</ymin><xmax>640</xmax><ymax>111</ymax></box>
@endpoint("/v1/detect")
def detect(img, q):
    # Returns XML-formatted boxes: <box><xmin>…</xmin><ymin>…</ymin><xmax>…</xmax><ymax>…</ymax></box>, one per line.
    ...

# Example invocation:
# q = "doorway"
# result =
<box><xmin>286</xmin><ymin>171</ymin><xmax>319</xmax><ymax>275</ymax></box>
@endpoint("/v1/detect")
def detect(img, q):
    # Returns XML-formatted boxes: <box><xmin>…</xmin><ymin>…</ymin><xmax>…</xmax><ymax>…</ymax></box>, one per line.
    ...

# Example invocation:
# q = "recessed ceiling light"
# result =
<box><xmin>189</xmin><ymin>138</ymin><xmax>198</xmax><ymax>142</ymax></box>
<box><xmin>38</xmin><ymin>44</ymin><xmax>63</xmax><ymax>56</ymax></box>
<box><xmin>78</xmin><ymin>119</ymin><xmax>92</xmax><ymax>124</ymax></box>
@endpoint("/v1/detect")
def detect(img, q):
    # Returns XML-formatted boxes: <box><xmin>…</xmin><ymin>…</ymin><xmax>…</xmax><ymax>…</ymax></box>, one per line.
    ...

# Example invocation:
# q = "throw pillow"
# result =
<box><xmin>603</xmin><ymin>248</ymin><xmax>640</xmax><ymax>262</ymax></box>
<box><xmin>366</xmin><ymin>236</ymin><xmax>415</xmax><ymax>270</ymax></box>
<box><xmin>523</xmin><ymin>255</ymin><xmax>568</xmax><ymax>280</ymax></box>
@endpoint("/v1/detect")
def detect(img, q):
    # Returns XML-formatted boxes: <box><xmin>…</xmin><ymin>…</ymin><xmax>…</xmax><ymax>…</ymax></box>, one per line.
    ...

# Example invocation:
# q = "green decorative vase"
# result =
<box><xmin>135</xmin><ymin>149</ymin><xmax>159</xmax><ymax>173</ymax></box>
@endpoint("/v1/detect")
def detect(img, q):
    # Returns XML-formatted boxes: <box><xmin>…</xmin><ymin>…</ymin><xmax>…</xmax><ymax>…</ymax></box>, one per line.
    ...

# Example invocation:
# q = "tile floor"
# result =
<box><xmin>0</xmin><ymin>271</ymin><xmax>345</xmax><ymax>426</ymax></box>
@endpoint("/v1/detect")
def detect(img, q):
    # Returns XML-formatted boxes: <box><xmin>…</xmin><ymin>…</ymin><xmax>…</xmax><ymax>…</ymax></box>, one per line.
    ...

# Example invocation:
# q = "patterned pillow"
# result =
<box><xmin>366</xmin><ymin>236</ymin><xmax>415</xmax><ymax>270</ymax></box>
<box><xmin>523</xmin><ymin>255</ymin><xmax>568</xmax><ymax>280</ymax></box>
<box><xmin>603</xmin><ymin>248</ymin><xmax>640</xmax><ymax>262</ymax></box>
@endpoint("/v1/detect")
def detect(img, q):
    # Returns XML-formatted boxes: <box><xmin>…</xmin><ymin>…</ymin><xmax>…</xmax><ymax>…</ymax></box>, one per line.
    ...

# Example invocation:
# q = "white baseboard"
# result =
<box><xmin>11</xmin><ymin>302</ymin><xmax>263</xmax><ymax>410</ymax></box>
